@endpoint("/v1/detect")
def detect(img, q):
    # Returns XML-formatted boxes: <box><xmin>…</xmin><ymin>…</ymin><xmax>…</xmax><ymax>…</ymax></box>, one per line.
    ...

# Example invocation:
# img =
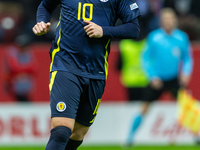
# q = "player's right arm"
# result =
<box><xmin>33</xmin><ymin>22</ymin><xmax>51</xmax><ymax>36</ymax></box>
<box><xmin>32</xmin><ymin>0</ymin><xmax>60</xmax><ymax>36</ymax></box>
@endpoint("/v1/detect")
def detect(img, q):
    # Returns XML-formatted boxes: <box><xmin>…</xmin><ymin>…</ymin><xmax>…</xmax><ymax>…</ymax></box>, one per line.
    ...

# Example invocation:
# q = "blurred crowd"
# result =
<box><xmin>2</xmin><ymin>34</ymin><xmax>38</xmax><ymax>102</ymax></box>
<box><xmin>0</xmin><ymin>0</ymin><xmax>60</xmax><ymax>43</ymax></box>
<box><xmin>137</xmin><ymin>0</ymin><xmax>200</xmax><ymax>40</ymax></box>
<box><xmin>0</xmin><ymin>0</ymin><xmax>200</xmax><ymax>43</ymax></box>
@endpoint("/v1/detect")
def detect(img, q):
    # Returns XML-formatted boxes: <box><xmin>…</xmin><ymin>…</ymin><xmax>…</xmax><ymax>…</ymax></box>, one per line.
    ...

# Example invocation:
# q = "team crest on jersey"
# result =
<box><xmin>56</xmin><ymin>102</ymin><xmax>66</xmax><ymax>112</ymax></box>
<box><xmin>130</xmin><ymin>3</ymin><xmax>138</xmax><ymax>10</ymax></box>
<box><xmin>100</xmin><ymin>0</ymin><xmax>109</xmax><ymax>2</ymax></box>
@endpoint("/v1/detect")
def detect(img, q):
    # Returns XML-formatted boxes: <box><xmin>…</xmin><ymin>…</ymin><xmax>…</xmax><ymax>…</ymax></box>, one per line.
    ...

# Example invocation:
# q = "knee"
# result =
<box><xmin>51</xmin><ymin>126</ymin><xmax>72</xmax><ymax>143</ymax></box>
<box><xmin>51</xmin><ymin>117</ymin><xmax>75</xmax><ymax>131</ymax></box>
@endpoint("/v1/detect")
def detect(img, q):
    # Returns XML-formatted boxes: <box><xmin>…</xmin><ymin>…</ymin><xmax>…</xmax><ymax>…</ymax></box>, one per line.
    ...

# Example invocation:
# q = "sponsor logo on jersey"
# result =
<box><xmin>57</xmin><ymin>102</ymin><xmax>66</xmax><ymax>112</ymax></box>
<box><xmin>100</xmin><ymin>0</ymin><xmax>109</xmax><ymax>2</ymax></box>
<box><xmin>130</xmin><ymin>3</ymin><xmax>138</xmax><ymax>10</ymax></box>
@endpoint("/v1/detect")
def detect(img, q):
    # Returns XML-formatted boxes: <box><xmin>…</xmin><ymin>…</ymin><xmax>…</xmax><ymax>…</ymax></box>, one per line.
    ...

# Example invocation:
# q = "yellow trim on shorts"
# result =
<box><xmin>49</xmin><ymin>71</ymin><xmax>58</xmax><ymax>94</ymax></box>
<box><xmin>104</xmin><ymin>39</ymin><xmax>110</xmax><ymax>79</ymax></box>
<box><xmin>90</xmin><ymin>99</ymin><xmax>101</xmax><ymax>123</ymax></box>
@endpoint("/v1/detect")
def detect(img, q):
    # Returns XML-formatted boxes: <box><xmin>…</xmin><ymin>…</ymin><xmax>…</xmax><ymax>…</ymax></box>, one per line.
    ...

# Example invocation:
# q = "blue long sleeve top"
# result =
<box><xmin>35</xmin><ymin>0</ymin><xmax>141</xmax><ymax>80</ymax></box>
<box><xmin>142</xmin><ymin>28</ymin><xmax>193</xmax><ymax>81</ymax></box>
<box><xmin>37</xmin><ymin>1</ymin><xmax>140</xmax><ymax>39</ymax></box>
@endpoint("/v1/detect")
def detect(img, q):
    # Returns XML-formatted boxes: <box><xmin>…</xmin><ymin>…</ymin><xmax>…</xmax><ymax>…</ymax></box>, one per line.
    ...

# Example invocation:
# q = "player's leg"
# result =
<box><xmin>45</xmin><ymin>117</ymin><xmax>75</xmax><ymax>150</ymax></box>
<box><xmin>65</xmin><ymin>79</ymin><xmax>105</xmax><ymax>150</ymax></box>
<box><xmin>126</xmin><ymin>84</ymin><xmax>163</xmax><ymax>145</ymax></box>
<box><xmin>46</xmin><ymin>71</ymin><xmax>83</xmax><ymax>150</ymax></box>
<box><xmin>70</xmin><ymin>122</ymin><xmax>89</xmax><ymax>140</ymax></box>
<box><xmin>64</xmin><ymin>122</ymin><xmax>89</xmax><ymax>150</ymax></box>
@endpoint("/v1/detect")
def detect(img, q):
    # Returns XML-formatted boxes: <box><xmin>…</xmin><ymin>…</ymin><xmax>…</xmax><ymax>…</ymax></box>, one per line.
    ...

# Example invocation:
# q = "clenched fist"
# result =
<box><xmin>32</xmin><ymin>21</ymin><xmax>51</xmax><ymax>36</ymax></box>
<box><xmin>84</xmin><ymin>20</ymin><xmax>103</xmax><ymax>38</ymax></box>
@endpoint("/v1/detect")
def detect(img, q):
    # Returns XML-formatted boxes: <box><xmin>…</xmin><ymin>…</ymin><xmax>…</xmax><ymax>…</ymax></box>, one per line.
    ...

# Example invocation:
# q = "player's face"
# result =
<box><xmin>160</xmin><ymin>12</ymin><xmax>177</xmax><ymax>33</ymax></box>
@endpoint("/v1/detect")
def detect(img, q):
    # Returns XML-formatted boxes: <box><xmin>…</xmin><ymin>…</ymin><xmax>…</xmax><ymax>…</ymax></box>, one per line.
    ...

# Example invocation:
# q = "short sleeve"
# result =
<box><xmin>117</xmin><ymin>0</ymin><xmax>141</xmax><ymax>23</ymax></box>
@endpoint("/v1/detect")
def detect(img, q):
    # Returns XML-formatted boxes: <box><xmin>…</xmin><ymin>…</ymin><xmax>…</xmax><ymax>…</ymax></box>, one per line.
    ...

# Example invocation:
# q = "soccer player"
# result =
<box><xmin>127</xmin><ymin>8</ymin><xmax>193</xmax><ymax>146</ymax></box>
<box><xmin>32</xmin><ymin>0</ymin><xmax>141</xmax><ymax>150</ymax></box>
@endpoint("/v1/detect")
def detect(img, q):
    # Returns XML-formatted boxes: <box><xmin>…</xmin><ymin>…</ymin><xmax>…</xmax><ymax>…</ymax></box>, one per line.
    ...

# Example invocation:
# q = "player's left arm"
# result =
<box><xmin>84</xmin><ymin>18</ymin><xmax>140</xmax><ymax>39</ymax></box>
<box><xmin>180</xmin><ymin>34</ymin><xmax>193</xmax><ymax>87</ymax></box>
<box><xmin>102</xmin><ymin>0</ymin><xmax>141</xmax><ymax>39</ymax></box>
<box><xmin>84</xmin><ymin>0</ymin><xmax>140</xmax><ymax>39</ymax></box>
<box><xmin>102</xmin><ymin>18</ymin><xmax>140</xmax><ymax>39</ymax></box>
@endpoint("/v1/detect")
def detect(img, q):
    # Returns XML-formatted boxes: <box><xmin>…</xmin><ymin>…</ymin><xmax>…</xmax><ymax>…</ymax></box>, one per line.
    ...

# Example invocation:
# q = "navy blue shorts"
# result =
<box><xmin>49</xmin><ymin>71</ymin><xmax>105</xmax><ymax>126</ymax></box>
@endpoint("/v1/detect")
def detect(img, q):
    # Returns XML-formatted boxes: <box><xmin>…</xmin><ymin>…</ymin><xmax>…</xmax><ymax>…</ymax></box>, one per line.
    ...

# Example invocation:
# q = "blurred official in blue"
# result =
<box><xmin>127</xmin><ymin>8</ymin><xmax>193</xmax><ymax>146</ymax></box>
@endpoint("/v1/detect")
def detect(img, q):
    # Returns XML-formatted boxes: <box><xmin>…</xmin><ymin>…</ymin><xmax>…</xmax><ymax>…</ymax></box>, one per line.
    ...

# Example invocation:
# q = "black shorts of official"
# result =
<box><xmin>49</xmin><ymin>71</ymin><xmax>105</xmax><ymax>127</ymax></box>
<box><xmin>141</xmin><ymin>78</ymin><xmax>180</xmax><ymax>102</ymax></box>
<box><xmin>128</xmin><ymin>87</ymin><xmax>146</xmax><ymax>101</ymax></box>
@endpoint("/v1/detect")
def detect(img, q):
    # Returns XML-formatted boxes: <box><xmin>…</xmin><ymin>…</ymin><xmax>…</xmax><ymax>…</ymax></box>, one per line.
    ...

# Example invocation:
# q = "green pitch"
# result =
<box><xmin>0</xmin><ymin>145</ymin><xmax>199</xmax><ymax>150</ymax></box>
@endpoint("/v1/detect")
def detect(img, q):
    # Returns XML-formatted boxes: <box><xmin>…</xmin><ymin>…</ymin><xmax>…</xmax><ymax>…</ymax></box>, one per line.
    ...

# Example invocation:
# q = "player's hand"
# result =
<box><xmin>179</xmin><ymin>75</ymin><xmax>190</xmax><ymax>87</ymax></box>
<box><xmin>84</xmin><ymin>20</ymin><xmax>103</xmax><ymax>38</ymax></box>
<box><xmin>32</xmin><ymin>21</ymin><xmax>51</xmax><ymax>36</ymax></box>
<box><xmin>150</xmin><ymin>78</ymin><xmax>163</xmax><ymax>90</ymax></box>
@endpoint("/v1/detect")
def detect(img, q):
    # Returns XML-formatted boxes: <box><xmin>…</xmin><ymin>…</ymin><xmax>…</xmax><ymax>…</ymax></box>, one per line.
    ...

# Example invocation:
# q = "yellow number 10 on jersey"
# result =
<box><xmin>77</xmin><ymin>2</ymin><xmax>93</xmax><ymax>21</ymax></box>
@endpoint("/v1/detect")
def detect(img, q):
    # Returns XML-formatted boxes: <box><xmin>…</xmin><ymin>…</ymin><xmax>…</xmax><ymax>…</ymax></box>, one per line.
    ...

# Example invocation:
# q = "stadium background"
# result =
<box><xmin>0</xmin><ymin>0</ymin><xmax>200</xmax><ymax>150</ymax></box>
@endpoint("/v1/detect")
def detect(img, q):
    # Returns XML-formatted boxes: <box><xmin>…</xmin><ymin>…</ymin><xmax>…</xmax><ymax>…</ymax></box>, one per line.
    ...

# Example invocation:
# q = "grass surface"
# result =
<box><xmin>0</xmin><ymin>145</ymin><xmax>199</xmax><ymax>150</ymax></box>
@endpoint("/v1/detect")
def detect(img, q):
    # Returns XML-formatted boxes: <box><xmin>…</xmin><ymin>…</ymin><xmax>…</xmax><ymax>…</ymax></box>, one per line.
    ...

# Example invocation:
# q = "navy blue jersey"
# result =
<box><xmin>46</xmin><ymin>0</ymin><xmax>141</xmax><ymax>80</ymax></box>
